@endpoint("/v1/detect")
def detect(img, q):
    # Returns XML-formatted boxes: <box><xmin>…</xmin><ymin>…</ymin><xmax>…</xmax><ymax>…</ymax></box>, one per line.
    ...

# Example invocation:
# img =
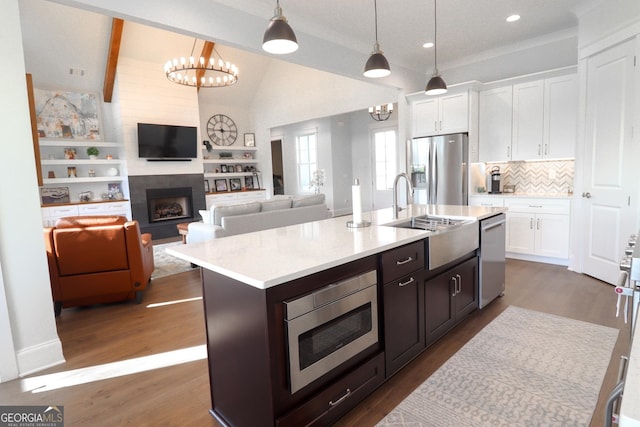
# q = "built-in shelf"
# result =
<box><xmin>43</xmin><ymin>176</ymin><xmax>125</xmax><ymax>184</ymax></box>
<box><xmin>42</xmin><ymin>159</ymin><xmax>124</xmax><ymax>165</ymax></box>
<box><xmin>203</xmin><ymin>159</ymin><xmax>257</xmax><ymax>164</ymax></box>
<box><xmin>204</xmin><ymin>172</ymin><xmax>255</xmax><ymax>178</ymax></box>
<box><xmin>204</xmin><ymin>146</ymin><xmax>257</xmax><ymax>152</ymax></box>
<box><xmin>39</xmin><ymin>139</ymin><xmax>121</xmax><ymax>148</ymax></box>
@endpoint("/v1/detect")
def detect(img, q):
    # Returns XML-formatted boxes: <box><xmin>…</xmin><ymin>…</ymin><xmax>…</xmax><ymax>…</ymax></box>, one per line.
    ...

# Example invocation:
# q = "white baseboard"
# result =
<box><xmin>17</xmin><ymin>338</ymin><xmax>65</xmax><ymax>378</ymax></box>
<box><xmin>506</xmin><ymin>252</ymin><xmax>569</xmax><ymax>267</ymax></box>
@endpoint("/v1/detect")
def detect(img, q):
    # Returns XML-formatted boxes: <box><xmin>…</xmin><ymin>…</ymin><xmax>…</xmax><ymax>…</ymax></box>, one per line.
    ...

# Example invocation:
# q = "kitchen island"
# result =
<box><xmin>167</xmin><ymin>204</ymin><xmax>506</xmax><ymax>427</ymax></box>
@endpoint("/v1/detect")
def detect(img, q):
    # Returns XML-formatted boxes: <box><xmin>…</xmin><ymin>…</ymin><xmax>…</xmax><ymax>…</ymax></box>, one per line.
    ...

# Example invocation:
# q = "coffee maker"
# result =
<box><xmin>490</xmin><ymin>166</ymin><xmax>502</xmax><ymax>194</ymax></box>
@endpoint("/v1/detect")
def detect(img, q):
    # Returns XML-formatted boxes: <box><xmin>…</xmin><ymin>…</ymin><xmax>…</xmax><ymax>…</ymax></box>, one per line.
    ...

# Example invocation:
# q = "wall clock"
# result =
<box><xmin>207</xmin><ymin>114</ymin><xmax>238</xmax><ymax>146</ymax></box>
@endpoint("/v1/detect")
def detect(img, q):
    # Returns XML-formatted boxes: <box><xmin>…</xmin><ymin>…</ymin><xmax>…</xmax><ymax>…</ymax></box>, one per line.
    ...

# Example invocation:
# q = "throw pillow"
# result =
<box><xmin>199</xmin><ymin>210</ymin><xmax>211</xmax><ymax>224</ymax></box>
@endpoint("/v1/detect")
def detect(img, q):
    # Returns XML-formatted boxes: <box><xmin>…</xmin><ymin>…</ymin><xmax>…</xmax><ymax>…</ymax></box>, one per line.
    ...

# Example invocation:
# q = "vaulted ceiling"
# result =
<box><xmin>19</xmin><ymin>0</ymin><xmax>588</xmax><ymax>106</ymax></box>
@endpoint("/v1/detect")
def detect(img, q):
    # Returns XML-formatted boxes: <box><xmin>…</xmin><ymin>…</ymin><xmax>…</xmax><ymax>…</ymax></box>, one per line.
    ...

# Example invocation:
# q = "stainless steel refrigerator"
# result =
<box><xmin>408</xmin><ymin>133</ymin><xmax>468</xmax><ymax>205</ymax></box>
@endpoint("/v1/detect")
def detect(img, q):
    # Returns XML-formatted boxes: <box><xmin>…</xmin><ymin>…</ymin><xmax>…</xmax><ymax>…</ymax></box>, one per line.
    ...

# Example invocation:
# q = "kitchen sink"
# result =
<box><xmin>388</xmin><ymin>215</ymin><xmax>474</xmax><ymax>232</ymax></box>
<box><xmin>386</xmin><ymin>215</ymin><xmax>479</xmax><ymax>270</ymax></box>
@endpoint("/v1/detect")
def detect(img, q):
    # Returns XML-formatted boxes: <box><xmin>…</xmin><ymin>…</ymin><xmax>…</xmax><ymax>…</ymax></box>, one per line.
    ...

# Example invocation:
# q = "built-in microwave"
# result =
<box><xmin>284</xmin><ymin>270</ymin><xmax>378</xmax><ymax>394</ymax></box>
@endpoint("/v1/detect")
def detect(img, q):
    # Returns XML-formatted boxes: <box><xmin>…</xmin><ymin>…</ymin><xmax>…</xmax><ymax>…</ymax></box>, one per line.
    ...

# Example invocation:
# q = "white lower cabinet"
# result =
<box><xmin>504</xmin><ymin>198</ymin><xmax>570</xmax><ymax>263</ymax></box>
<box><xmin>42</xmin><ymin>201</ymin><xmax>131</xmax><ymax>227</ymax></box>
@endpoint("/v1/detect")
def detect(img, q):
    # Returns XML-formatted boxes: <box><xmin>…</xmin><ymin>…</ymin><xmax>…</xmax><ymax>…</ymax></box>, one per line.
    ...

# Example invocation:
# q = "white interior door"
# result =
<box><xmin>581</xmin><ymin>39</ymin><xmax>637</xmax><ymax>284</ymax></box>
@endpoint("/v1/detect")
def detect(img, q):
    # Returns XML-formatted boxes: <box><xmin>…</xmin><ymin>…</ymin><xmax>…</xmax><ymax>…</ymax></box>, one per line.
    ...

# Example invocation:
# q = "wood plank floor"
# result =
<box><xmin>0</xmin><ymin>259</ymin><xmax>629</xmax><ymax>426</ymax></box>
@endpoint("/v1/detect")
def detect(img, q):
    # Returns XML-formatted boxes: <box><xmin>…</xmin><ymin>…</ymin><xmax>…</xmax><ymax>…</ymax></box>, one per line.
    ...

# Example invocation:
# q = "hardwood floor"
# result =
<box><xmin>0</xmin><ymin>259</ymin><xmax>629</xmax><ymax>426</ymax></box>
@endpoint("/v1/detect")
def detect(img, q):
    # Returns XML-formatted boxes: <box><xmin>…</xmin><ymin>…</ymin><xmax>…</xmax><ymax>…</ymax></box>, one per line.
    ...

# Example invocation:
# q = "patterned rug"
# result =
<box><xmin>376</xmin><ymin>306</ymin><xmax>619</xmax><ymax>427</ymax></box>
<box><xmin>151</xmin><ymin>241</ymin><xmax>194</xmax><ymax>280</ymax></box>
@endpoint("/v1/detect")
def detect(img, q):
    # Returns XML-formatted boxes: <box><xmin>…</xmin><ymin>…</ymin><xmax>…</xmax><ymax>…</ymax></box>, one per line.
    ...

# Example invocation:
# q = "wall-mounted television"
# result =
<box><xmin>137</xmin><ymin>123</ymin><xmax>198</xmax><ymax>160</ymax></box>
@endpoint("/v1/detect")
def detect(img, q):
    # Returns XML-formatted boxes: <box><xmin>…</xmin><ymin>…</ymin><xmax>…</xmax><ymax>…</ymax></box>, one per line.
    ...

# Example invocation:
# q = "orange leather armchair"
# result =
<box><xmin>44</xmin><ymin>215</ymin><xmax>154</xmax><ymax>316</ymax></box>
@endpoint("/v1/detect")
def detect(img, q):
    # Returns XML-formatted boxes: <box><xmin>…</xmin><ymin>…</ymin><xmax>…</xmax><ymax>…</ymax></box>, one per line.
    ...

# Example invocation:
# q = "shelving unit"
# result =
<box><xmin>203</xmin><ymin>145</ymin><xmax>260</xmax><ymax>186</ymax></box>
<box><xmin>37</xmin><ymin>138</ymin><xmax>131</xmax><ymax>219</ymax></box>
<box><xmin>39</xmin><ymin>139</ymin><xmax>125</xmax><ymax>183</ymax></box>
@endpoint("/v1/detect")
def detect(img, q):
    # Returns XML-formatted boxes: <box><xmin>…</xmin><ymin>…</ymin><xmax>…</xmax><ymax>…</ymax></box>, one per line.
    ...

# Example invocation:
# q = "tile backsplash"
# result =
<box><xmin>481</xmin><ymin>160</ymin><xmax>574</xmax><ymax>194</ymax></box>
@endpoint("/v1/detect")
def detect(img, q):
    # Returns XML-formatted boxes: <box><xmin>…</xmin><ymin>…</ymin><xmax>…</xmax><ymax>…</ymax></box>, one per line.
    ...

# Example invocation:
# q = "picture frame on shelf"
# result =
<box><xmin>34</xmin><ymin>89</ymin><xmax>102</xmax><ymax>140</ymax></box>
<box><xmin>229</xmin><ymin>178</ymin><xmax>242</xmax><ymax>191</ymax></box>
<box><xmin>227</xmin><ymin>164</ymin><xmax>235</xmax><ymax>173</ymax></box>
<box><xmin>41</xmin><ymin>187</ymin><xmax>70</xmax><ymax>204</ymax></box>
<box><xmin>107</xmin><ymin>182</ymin><xmax>124</xmax><ymax>199</ymax></box>
<box><xmin>245</xmin><ymin>176</ymin><xmax>254</xmax><ymax>190</ymax></box>
<box><xmin>244</xmin><ymin>133</ymin><xmax>255</xmax><ymax>147</ymax></box>
<box><xmin>215</xmin><ymin>179</ymin><xmax>228</xmax><ymax>192</ymax></box>
<box><xmin>220</xmin><ymin>165</ymin><xmax>228</xmax><ymax>173</ymax></box>
<box><xmin>235</xmin><ymin>164</ymin><xmax>243</xmax><ymax>172</ymax></box>
<box><xmin>204</xmin><ymin>180</ymin><xmax>210</xmax><ymax>193</ymax></box>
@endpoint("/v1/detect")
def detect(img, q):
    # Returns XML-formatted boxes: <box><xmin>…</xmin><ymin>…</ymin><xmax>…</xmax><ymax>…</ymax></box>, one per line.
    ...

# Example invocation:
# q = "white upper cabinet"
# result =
<box><xmin>511</xmin><ymin>81</ymin><xmax>544</xmax><ymax>161</ymax></box>
<box><xmin>543</xmin><ymin>74</ymin><xmax>578</xmax><ymax>159</ymax></box>
<box><xmin>479</xmin><ymin>73</ymin><xmax>577</xmax><ymax>162</ymax></box>
<box><xmin>412</xmin><ymin>92</ymin><xmax>468</xmax><ymax>137</ymax></box>
<box><xmin>478</xmin><ymin>86</ymin><xmax>513</xmax><ymax>162</ymax></box>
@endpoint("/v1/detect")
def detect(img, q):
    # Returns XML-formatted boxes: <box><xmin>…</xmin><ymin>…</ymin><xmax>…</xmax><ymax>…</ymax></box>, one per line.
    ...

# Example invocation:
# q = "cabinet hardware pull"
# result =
<box><xmin>451</xmin><ymin>277</ymin><xmax>457</xmax><ymax>297</ymax></box>
<box><xmin>399</xmin><ymin>277</ymin><xmax>415</xmax><ymax>287</ymax></box>
<box><xmin>329</xmin><ymin>388</ymin><xmax>351</xmax><ymax>407</ymax></box>
<box><xmin>396</xmin><ymin>257</ymin><xmax>414</xmax><ymax>265</ymax></box>
<box><xmin>538</xmin><ymin>144</ymin><xmax>541</xmax><ymax>156</ymax></box>
<box><xmin>456</xmin><ymin>274</ymin><xmax>462</xmax><ymax>294</ymax></box>
<box><xmin>536</xmin><ymin>218</ymin><xmax>540</xmax><ymax>230</ymax></box>
<box><xmin>544</xmin><ymin>144</ymin><xmax>548</xmax><ymax>155</ymax></box>
<box><xmin>528</xmin><ymin>204</ymin><xmax>543</xmax><ymax>208</ymax></box>
<box><xmin>529</xmin><ymin>218</ymin><xmax>533</xmax><ymax>229</ymax></box>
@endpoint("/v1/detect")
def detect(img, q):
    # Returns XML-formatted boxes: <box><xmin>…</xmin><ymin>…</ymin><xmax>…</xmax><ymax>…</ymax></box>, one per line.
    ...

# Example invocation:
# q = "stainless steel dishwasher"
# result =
<box><xmin>479</xmin><ymin>213</ymin><xmax>506</xmax><ymax>308</ymax></box>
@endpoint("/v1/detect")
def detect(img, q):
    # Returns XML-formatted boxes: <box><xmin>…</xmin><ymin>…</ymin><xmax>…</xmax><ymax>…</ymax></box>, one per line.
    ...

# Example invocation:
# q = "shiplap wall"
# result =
<box><xmin>115</xmin><ymin>57</ymin><xmax>202</xmax><ymax>177</ymax></box>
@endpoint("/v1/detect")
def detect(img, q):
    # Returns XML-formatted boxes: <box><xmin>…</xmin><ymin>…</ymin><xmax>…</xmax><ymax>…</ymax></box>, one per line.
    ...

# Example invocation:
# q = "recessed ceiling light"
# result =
<box><xmin>506</xmin><ymin>14</ymin><xmax>520</xmax><ymax>23</ymax></box>
<box><xmin>422</xmin><ymin>42</ymin><xmax>434</xmax><ymax>48</ymax></box>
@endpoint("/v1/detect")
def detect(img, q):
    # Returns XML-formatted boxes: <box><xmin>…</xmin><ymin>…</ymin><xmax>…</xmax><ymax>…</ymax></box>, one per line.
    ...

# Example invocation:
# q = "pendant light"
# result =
<box><xmin>263</xmin><ymin>0</ymin><xmax>298</xmax><ymax>55</ymax></box>
<box><xmin>364</xmin><ymin>0</ymin><xmax>391</xmax><ymax>78</ymax></box>
<box><xmin>425</xmin><ymin>0</ymin><xmax>447</xmax><ymax>95</ymax></box>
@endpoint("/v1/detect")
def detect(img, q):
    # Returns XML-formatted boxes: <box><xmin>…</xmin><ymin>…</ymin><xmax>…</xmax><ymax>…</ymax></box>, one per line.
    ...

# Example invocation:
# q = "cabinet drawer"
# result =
<box><xmin>276</xmin><ymin>352</ymin><xmax>384</xmax><ymax>427</ymax></box>
<box><xmin>77</xmin><ymin>203</ymin><xmax>108</xmax><ymax>215</ymax></box>
<box><xmin>469</xmin><ymin>196</ymin><xmax>504</xmax><ymax>207</ymax></box>
<box><xmin>48</xmin><ymin>205</ymin><xmax>79</xmax><ymax>217</ymax></box>
<box><xmin>504</xmin><ymin>198</ymin><xmax>570</xmax><ymax>214</ymax></box>
<box><xmin>380</xmin><ymin>240</ymin><xmax>425</xmax><ymax>284</ymax></box>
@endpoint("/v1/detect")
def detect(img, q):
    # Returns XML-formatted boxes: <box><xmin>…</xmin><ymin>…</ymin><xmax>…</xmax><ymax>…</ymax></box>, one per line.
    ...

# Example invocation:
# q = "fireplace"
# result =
<box><xmin>147</xmin><ymin>187</ymin><xmax>193</xmax><ymax>223</ymax></box>
<box><xmin>128</xmin><ymin>174</ymin><xmax>206</xmax><ymax>239</ymax></box>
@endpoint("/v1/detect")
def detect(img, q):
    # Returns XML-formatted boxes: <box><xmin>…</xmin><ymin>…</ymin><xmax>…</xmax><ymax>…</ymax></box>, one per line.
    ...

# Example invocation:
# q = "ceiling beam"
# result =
<box><xmin>196</xmin><ymin>41</ymin><xmax>215</xmax><ymax>91</ymax></box>
<box><xmin>103</xmin><ymin>18</ymin><xmax>124</xmax><ymax>103</ymax></box>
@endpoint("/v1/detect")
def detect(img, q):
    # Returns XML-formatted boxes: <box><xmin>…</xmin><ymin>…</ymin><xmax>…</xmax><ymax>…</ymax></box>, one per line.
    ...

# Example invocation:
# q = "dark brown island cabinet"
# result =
<box><xmin>200</xmin><ymin>237</ymin><xmax>478</xmax><ymax>427</ymax></box>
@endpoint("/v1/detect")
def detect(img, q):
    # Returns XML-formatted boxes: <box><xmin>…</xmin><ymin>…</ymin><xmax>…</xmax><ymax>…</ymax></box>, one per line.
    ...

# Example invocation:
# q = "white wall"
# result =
<box><xmin>250</xmin><ymin>59</ymin><xmax>400</xmax><ymax>197</ymax></box>
<box><xmin>0</xmin><ymin>0</ymin><xmax>64</xmax><ymax>380</ymax></box>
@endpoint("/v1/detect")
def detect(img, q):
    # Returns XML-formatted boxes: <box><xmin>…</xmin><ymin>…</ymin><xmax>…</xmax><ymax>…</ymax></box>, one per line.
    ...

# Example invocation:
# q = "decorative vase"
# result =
<box><xmin>107</xmin><ymin>167</ymin><xmax>119</xmax><ymax>177</ymax></box>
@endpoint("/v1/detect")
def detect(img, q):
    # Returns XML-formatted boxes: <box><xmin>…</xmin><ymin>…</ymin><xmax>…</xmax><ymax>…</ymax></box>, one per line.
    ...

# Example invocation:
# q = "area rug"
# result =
<box><xmin>151</xmin><ymin>241</ymin><xmax>194</xmax><ymax>279</ymax></box>
<box><xmin>376</xmin><ymin>306</ymin><xmax>619</xmax><ymax>427</ymax></box>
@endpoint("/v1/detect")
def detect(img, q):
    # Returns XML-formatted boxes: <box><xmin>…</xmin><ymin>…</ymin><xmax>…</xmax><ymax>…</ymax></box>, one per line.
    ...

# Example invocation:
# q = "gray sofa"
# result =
<box><xmin>186</xmin><ymin>194</ymin><xmax>329</xmax><ymax>243</ymax></box>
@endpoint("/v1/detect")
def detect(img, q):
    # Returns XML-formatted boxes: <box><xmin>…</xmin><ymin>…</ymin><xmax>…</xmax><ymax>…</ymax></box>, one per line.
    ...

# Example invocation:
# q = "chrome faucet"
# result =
<box><xmin>392</xmin><ymin>173</ymin><xmax>414</xmax><ymax>219</ymax></box>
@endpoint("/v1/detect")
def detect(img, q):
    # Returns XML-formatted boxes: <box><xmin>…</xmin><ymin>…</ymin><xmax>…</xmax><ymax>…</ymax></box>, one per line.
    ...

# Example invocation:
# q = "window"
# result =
<box><xmin>296</xmin><ymin>132</ymin><xmax>317</xmax><ymax>191</ymax></box>
<box><xmin>374</xmin><ymin>129</ymin><xmax>397</xmax><ymax>190</ymax></box>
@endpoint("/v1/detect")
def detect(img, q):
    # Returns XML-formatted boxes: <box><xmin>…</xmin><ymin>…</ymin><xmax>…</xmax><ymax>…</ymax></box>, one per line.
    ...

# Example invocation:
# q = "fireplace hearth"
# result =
<box><xmin>129</xmin><ymin>174</ymin><xmax>206</xmax><ymax>239</ymax></box>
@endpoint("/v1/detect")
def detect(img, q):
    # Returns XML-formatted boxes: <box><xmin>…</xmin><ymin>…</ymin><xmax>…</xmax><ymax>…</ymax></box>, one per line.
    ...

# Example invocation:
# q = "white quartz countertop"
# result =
<box><xmin>166</xmin><ymin>204</ymin><xmax>506</xmax><ymax>289</ymax></box>
<box><xmin>620</xmin><ymin>311</ymin><xmax>640</xmax><ymax>427</ymax></box>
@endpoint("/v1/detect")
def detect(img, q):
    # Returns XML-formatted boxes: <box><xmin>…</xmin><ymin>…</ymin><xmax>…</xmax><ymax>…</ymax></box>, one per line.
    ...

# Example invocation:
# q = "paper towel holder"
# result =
<box><xmin>347</xmin><ymin>178</ymin><xmax>371</xmax><ymax>228</ymax></box>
